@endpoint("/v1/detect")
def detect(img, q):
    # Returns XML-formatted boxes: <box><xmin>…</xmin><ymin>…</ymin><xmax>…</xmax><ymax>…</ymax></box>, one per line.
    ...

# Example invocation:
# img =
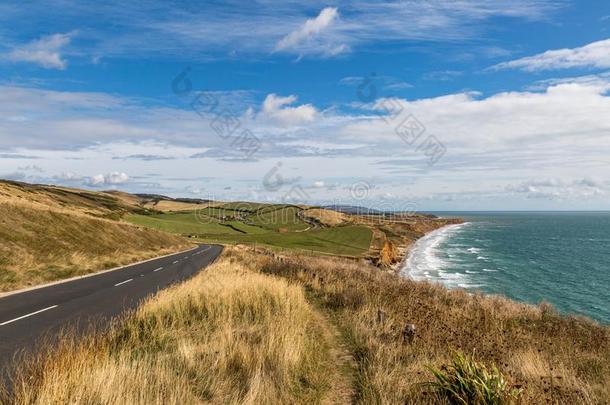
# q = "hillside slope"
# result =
<box><xmin>0</xmin><ymin>181</ymin><xmax>190</xmax><ymax>292</ymax></box>
<box><xmin>8</xmin><ymin>247</ymin><xmax>609</xmax><ymax>404</ymax></box>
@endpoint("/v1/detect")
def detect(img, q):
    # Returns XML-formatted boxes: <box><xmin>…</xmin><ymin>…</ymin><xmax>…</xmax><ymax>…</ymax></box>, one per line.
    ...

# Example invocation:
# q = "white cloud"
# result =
<box><xmin>86</xmin><ymin>172</ymin><xmax>129</xmax><ymax>186</ymax></box>
<box><xmin>7</xmin><ymin>33</ymin><xmax>73</xmax><ymax>69</ymax></box>
<box><xmin>492</xmin><ymin>38</ymin><xmax>610</xmax><ymax>71</ymax></box>
<box><xmin>259</xmin><ymin>94</ymin><xmax>318</xmax><ymax>125</ymax></box>
<box><xmin>275</xmin><ymin>7</ymin><xmax>347</xmax><ymax>57</ymax></box>
<box><xmin>383</xmin><ymin>82</ymin><xmax>413</xmax><ymax>90</ymax></box>
<box><xmin>165</xmin><ymin>1</ymin><xmax>561</xmax><ymax>56</ymax></box>
<box><xmin>0</xmin><ymin>1</ymin><xmax>563</xmax><ymax>61</ymax></box>
<box><xmin>526</xmin><ymin>71</ymin><xmax>610</xmax><ymax>90</ymax></box>
<box><xmin>345</xmin><ymin>78</ymin><xmax>610</xmax><ymax>152</ymax></box>
<box><xmin>55</xmin><ymin>171</ymin><xmax>81</xmax><ymax>181</ymax></box>
<box><xmin>186</xmin><ymin>186</ymin><xmax>202</xmax><ymax>194</ymax></box>
<box><xmin>339</xmin><ymin>76</ymin><xmax>364</xmax><ymax>86</ymax></box>
<box><xmin>423</xmin><ymin>70</ymin><xmax>463</xmax><ymax>81</ymax></box>
<box><xmin>506</xmin><ymin>178</ymin><xmax>606</xmax><ymax>200</ymax></box>
<box><xmin>17</xmin><ymin>164</ymin><xmax>43</xmax><ymax>173</ymax></box>
<box><xmin>3</xmin><ymin>73</ymin><xmax>610</xmax><ymax>209</ymax></box>
<box><xmin>0</xmin><ymin>85</ymin><xmax>221</xmax><ymax>150</ymax></box>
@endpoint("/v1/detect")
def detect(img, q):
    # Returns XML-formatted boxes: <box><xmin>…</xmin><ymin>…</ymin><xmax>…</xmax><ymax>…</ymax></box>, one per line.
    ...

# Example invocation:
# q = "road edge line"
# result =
<box><xmin>0</xmin><ymin>244</ymin><xmax>205</xmax><ymax>299</ymax></box>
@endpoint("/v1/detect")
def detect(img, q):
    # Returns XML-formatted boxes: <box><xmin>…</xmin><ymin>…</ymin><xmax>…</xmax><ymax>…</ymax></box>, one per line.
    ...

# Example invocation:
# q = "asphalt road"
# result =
<box><xmin>0</xmin><ymin>244</ymin><xmax>223</xmax><ymax>385</ymax></box>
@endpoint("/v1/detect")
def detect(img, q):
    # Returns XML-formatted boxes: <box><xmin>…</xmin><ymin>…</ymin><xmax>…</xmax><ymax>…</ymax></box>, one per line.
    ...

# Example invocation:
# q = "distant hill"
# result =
<box><xmin>135</xmin><ymin>193</ymin><xmax>212</xmax><ymax>204</ymax></box>
<box><xmin>321</xmin><ymin>204</ymin><xmax>384</xmax><ymax>215</ymax></box>
<box><xmin>322</xmin><ymin>204</ymin><xmax>436</xmax><ymax>218</ymax></box>
<box><xmin>0</xmin><ymin>180</ymin><xmax>190</xmax><ymax>292</ymax></box>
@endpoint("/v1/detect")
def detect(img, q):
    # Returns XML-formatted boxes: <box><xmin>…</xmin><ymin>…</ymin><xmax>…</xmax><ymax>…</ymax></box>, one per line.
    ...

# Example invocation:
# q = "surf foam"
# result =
<box><xmin>401</xmin><ymin>223</ymin><xmax>473</xmax><ymax>288</ymax></box>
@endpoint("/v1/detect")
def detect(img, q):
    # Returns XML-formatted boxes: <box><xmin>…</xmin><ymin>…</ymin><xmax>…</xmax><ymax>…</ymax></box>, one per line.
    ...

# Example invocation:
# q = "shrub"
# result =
<box><xmin>424</xmin><ymin>352</ymin><xmax>522</xmax><ymax>405</ymax></box>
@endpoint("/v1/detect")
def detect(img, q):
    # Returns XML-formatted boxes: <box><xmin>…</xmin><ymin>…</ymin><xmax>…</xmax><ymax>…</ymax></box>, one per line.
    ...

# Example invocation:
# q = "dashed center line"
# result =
<box><xmin>114</xmin><ymin>278</ymin><xmax>133</xmax><ymax>287</ymax></box>
<box><xmin>0</xmin><ymin>305</ymin><xmax>59</xmax><ymax>326</ymax></box>
<box><xmin>0</xmin><ymin>246</ymin><xmax>215</xmax><ymax>329</ymax></box>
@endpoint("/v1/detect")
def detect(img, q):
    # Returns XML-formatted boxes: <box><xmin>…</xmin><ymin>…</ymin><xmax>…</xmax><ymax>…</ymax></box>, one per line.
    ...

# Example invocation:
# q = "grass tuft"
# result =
<box><xmin>424</xmin><ymin>351</ymin><xmax>522</xmax><ymax>405</ymax></box>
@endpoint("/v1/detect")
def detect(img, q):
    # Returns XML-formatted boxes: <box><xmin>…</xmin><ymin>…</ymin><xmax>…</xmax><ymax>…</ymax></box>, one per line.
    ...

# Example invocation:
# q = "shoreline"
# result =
<box><xmin>391</xmin><ymin>217</ymin><xmax>610</xmax><ymax>325</ymax></box>
<box><xmin>389</xmin><ymin>219</ymin><xmax>465</xmax><ymax>275</ymax></box>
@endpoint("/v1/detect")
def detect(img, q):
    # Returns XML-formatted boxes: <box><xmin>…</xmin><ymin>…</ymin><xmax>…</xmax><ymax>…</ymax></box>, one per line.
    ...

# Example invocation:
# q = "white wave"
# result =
<box><xmin>476</xmin><ymin>256</ymin><xmax>487</xmax><ymax>260</ymax></box>
<box><xmin>458</xmin><ymin>283</ymin><xmax>484</xmax><ymax>289</ymax></box>
<box><xmin>401</xmin><ymin>223</ymin><xmax>473</xmax><ymax>288</ymax></box>
<box><xmin>482</xmin><ymin>268</ymin><xmax>498</xmax><ymax>272</ymax></box>
<box><xmin>467</xmin><ymin>247</ymin><xmax>480</xmax><ymax>253</ymax></box>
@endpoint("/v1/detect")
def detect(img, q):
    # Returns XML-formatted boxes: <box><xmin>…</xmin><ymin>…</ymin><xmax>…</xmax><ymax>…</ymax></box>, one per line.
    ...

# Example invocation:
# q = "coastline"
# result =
<box><xmin>388</xmin><ymin>217</ymin><xmax>464</xmax><ymax>275</ymax></box>
<box><xmin>391</xmin><ymin>213</ymin><xmax>610</xmax><ymax>324</ymax></box>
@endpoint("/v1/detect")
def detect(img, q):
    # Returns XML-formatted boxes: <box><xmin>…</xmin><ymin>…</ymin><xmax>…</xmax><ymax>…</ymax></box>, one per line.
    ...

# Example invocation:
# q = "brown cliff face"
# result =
<box><xmin>353</xmin><ymin>214</ymin><xmax>463</xmax><ymax>269</ymax></box>
<box><xmin>379</xmin><ymin>239</ymin><xmax>400</xmax><ymax>266</ymax></box>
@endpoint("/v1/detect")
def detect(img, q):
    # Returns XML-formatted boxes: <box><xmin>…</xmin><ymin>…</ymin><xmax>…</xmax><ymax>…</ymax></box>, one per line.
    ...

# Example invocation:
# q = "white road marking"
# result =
<box><xmin>114</xmin><ymin>278</ymin><xmax>133</xmax><ymax>287</ymax></box>
<box><xmin>0</xmin><ymin>305</ymin><xmax>59</xmax><ymax>326</ymax></box>
<box><xmin>153</xmin><ymin>267</ymin><xmax>163</xmax><ymax>272</ymax></box>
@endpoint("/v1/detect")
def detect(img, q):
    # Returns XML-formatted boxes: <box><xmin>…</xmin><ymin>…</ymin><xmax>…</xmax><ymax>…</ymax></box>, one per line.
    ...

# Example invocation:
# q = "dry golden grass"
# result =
<box><xmin>0</xmin><ymin>182</ymin><xmax>190</xmax><ymax>292</ymax></box>
<box><xmin>7</xmin><ymin>251</ymin><xmax>335</xmax><ymax>405</ymax></box>
<box><xmin>255</xmin><ymin>250</ymin><xmax>610</xmax><ymax>404</ymax></box>
<box><xmin>101</xmin><ymin>190</ymin><xmax>145</xmax><ymax>210</ymax></box>
<box><xmin>141</xmin><ymin>200</ymin><xmax>222</xmax><ymax>212</ymax></box>
<box><xmin>6</xmin><ymin>246</ymin><xmax>609</xmax><ymax>404</ymax></box>
<box><xmin>302</xmin><ymin>208</ymin><xmax>351</xmax><ymax>226</ymax></box>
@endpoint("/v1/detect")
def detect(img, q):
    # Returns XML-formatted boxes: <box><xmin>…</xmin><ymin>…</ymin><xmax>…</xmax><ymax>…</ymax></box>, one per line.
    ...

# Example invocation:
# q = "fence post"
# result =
<box><xmin>377</xmin><ymin>309</ymin><xmax>386</xmax><ymax>325</ymax></box>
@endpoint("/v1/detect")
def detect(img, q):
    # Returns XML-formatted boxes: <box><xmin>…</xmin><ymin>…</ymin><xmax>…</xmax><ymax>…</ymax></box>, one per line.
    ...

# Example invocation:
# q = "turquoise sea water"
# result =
<box><xmin>401</xmin><ymin>212</ymin><xmax>610</xmax><ymax>324</ymax></box>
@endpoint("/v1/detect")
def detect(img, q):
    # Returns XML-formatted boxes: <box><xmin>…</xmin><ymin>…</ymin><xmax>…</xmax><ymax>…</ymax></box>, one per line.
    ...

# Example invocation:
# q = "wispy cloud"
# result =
<box><xmin>112</xmin><ymin>154</ymin><xmax>176</xmax><ymax>161</ymax></box>
<box><xmin>491</xmin><ymin>38</ymin><xmax>610</xmax><ymax>71</ymax></box>
<box><xmin>0</xmin><ymin>153</ymin><xmax>40</xmax><ymax>159</ymax></box>
<box><xmin>339</xmin><ymin>74</ymin><xmax>412</xmax><ymax>92</ymax></box>
<box><xmin>3</xmin><ymin>71</ymin><xmax>609</xmax><ymax>207</ymax></box>
<box><xmin>506</xmin><ymin>178</ymin><xmax>606</xmax><ymax>200</ymax></box>
<box><xmin>275</xmin><ymin>7</ymin><xmax>348</xmax><ymax>57</ymax></box>
<box><xmin>6</xmin><ymin>32</ymin><xmax>74</xmax><ymax>69</ymax></box>
<box><xmin>423</xmin><ymin>70</ymin><xmax>463</xmax><ymax>81</ymax></box>
<box><xmin>0</xmin><ymin>1</ymin><xmax>564</xmax><ymax>60</ymax></box>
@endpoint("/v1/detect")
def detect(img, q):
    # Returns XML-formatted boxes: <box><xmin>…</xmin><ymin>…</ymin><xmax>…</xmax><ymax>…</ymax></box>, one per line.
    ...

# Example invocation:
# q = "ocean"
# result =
<box><xmin>401</xmin><ymin>212</ymin><xmax>610</xmax><ymax>324</ymax></box>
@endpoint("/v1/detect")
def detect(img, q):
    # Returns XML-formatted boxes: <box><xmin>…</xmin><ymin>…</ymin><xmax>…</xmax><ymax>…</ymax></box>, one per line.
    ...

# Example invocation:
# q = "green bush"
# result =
<box><xmin>425</xmin><ymin>352</ymin><xmax>522</xmax><ymax>405</ymax></box>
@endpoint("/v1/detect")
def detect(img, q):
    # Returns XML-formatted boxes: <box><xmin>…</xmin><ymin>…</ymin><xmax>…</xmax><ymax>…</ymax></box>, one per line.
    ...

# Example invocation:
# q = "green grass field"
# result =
<box><xmin>247</xmin><ymin>205</ymin><xmax>310</xmax><ymax>232</ymax></box>
<box><xmin>200</xmin><ymin>225</ymin><xmax>372</xmax><ymax>256</ymax></box>
<box><xmin>126</xmin><ymin>204</ymin><xmax>372</xmax><ymax>256</ymax></box>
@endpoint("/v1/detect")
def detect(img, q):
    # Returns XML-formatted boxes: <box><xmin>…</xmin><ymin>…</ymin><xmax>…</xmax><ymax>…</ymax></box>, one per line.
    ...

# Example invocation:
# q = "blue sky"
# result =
<box><xmin>1</xmin><ymin>0</ymin><xmax>610</xmax><ymax>210</ymax></box>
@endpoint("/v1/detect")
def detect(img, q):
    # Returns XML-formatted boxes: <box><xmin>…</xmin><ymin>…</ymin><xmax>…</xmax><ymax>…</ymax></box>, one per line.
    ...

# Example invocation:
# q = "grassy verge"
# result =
<box><xmin>7</xmin><ymin>250</ymin><xmax>336</xmax><ymax>404</ymax></box>
<box><xmin>255</xmin><ymin>250</ymin><xmax>610</xmax><ymax>404</ymax></box>
<box><xmin>0</xmin><ymin>202</ymin><xmax>190</xmax><ymax>292</ymax></box>
<box><xmin>11</xmin><ymin>248</ymin><xmax>607</xmax><ymax>404</ymax></box>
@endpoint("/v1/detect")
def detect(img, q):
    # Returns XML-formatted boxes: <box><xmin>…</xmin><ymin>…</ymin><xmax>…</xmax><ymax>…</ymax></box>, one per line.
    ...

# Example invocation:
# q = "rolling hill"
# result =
<box><xmin>0</xmin><ymin>180</ymin><xmax>190</xmax><ymax>292</ymax></box>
